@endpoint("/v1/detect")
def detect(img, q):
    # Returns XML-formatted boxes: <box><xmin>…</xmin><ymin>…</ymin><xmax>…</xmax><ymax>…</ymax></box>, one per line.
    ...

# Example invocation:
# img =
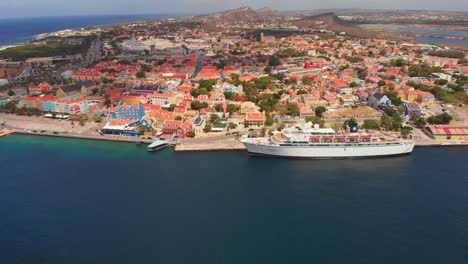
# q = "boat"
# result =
<box><xmin>147</xmin><ymin>140</ymin><xmax>169</xmax><ymax>152</ymax></box>
<box><xmin>241</xmin><ymin>123</ymin><xmax>414</xmax><ymax>159</ymax></box>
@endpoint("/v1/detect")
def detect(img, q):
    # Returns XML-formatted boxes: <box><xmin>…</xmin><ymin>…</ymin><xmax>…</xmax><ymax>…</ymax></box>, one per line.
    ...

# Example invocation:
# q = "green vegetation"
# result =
<box><xmin>136</xmin><ymin>124</ymin><xmax>146</xmax><ymax>135</ymax></box>
<box><xmin>362</xmin><ymin>119</ymin><xmax>380</xmax><ymax>130</ymax></box>
<box><xmin>345</xmin><ymin>56</ymin><xmax>364</xmax><ymax>63</ymax></box>
<box><xmin>407</xmin><ymin>64</ymin><xmax>442</xmax><ymax>77</ymax></box>
<box><xmin>0</xmin><ymin>44</ymin><xmax>83</xmax><ymax>61</ymax></box>
<box><xmin>406</xmin><ymin>81</ymin><xmax>468</xmax><ymax>104</ymax></box>
<box><xmin>410</xmin><ymin>115</ymin><xmax>427</xmax><ymax>128</ymax></box>
<box><xmin>0</xmin><ymin>36</ymin><xmax>95</xmax><ymax>61</ymax></box>
<box><xmin>305</xmin><ymin>116</ymin><xmax>324</xmax><ymax>127</ymax></box>
<box><xmin>186</xmin><ymin>131</ymin><xmax>196</xmax><ymax>138</ymax></box>
<box><xmin>268</xmin><ymin>56</ymin><xmax>281</xmax><ymax>67</ymax></box>
<box><xmin>384</xmin><ymin>91</ymin><xmax>403</xmax><ymax>106</ymax></box>
<box><xmin>92</xmin><ymin>116</ymin><xmax>103</xmax><ymax>123</ymax></box>
<box><xmin>136</xmin><ymin>71</ymin><xmax>146</xmax><ymax>79</ymax></box>
<box><xmin>141</xmin><ymin>64</ymin><xmax>153</xmax><ymax>72</ymax></box>
<box><xmin>190</xmin><ymin>101</ymin><xmax>209</xmax><ymax>110</ymax></box>
<box><xmin>228</xmin><ymin>122</ymin><xmax>237</xmax><ymax>130</ymax></box>
<box><xmin>275</xmin><ymin>49</ymin><xmax>306</xmax><ymax>58</ymax></box>
<box><xmin>203</xmin><ymin>124</ymin><xmax>212</xmax><ymax>133</ymax></box>
<box><xmin>280</xmin><ymin>103</ymin><xmax>300</xmax><ymax>116</ymax></box>
<box><xmin>428</xmin><ymin>50</ymin><xmax>465</xmax><ymax>59</ymax></box>
<box><xmin>427</xmin><ymin>113</ymin><xmax>452</xmax><ymax>124</ymax></box>
<box><xmin>257</xmin><ymin>93</ymin><xmax>278</xmax><ymax>113</ymax></box>
<box><xmin>314</xmin><ymin>106</ymin><xmax>327</xmax><ymax>118</ymax></box>
<box><xmin>226</xmin><ymin>104</ymin><xmax>238</xmax><ymax>114</ymax></box>
<box><xmin>434</xmin><ymin>79</ymin><xmax>448</xmax><ymax>86</ymax></box>
<box><xmin>343</xmin><ymin>118</ymin><xmax>358</xmax><ymax>129</ymax></box>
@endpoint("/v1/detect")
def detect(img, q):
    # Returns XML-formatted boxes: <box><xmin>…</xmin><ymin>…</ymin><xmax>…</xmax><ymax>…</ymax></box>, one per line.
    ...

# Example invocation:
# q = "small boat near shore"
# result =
<box><xmin>147</xmin><ymin>140</ymin><xmax>170</xmax><ymax>152</ymax></box>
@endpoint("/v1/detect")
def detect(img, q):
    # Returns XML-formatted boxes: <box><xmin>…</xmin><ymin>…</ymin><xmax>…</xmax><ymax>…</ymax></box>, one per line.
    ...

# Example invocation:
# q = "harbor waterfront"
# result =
<box><xmin>0</xmin><ymin>134</ymin><xmax>467</xmax><ymax>263</ymax></box>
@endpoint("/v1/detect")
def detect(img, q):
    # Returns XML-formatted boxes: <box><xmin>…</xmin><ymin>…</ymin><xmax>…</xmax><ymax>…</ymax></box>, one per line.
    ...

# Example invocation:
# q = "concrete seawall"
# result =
<box><xmin>4</xmin><ymin>129</ymin><xmax>467</xmax><ymax>151</ymax></box>
<box><xmin>12</xmin><ymin>130</ymin><xmax>155</xmax><ymax>144</ymax></box>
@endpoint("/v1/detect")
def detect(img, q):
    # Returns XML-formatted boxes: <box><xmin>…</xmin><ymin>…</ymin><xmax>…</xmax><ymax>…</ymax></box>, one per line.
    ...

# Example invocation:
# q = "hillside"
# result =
<box><xmin>210</xmin><ymin>6</ymin><xmax>279</xmax><ymax>23</ymax></box>
<box><xmin>292</xmin><ymin>12</ymin><xmax>369</xmax><ymax>36</ymax></box>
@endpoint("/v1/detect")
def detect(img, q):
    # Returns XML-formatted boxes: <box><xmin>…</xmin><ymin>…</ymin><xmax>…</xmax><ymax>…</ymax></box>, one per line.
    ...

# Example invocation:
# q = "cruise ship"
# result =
<box><xmin>241</xmin><ymin>123</ymin><xmax>414</xmax><ymax>158</ymax></box>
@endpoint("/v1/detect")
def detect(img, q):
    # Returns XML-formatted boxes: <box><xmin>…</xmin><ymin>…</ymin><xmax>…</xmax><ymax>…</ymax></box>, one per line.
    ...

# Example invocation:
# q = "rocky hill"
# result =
<box><xmin>292</xmin><ymin>12</ymin><xmax>369</xmax><ymax>36</ymax></box>
<box><xmin>211</xmin><ymin>6</ymin><xmax>279</xmax><ymax>22</ymax></box>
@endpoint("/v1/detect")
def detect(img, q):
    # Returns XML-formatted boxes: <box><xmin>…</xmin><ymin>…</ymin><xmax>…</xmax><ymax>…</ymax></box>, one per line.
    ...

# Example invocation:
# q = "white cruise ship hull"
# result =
<box><xmin>242</xmin><ymin>140</ymin><xmax>414</xmax><ymax>158</ymax></box>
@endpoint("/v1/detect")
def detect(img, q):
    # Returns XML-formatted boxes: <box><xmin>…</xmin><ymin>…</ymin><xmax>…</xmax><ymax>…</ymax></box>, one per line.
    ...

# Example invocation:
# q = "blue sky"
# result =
<box><xmin>1</xmin><ymin>0</ymin><xmax>467</xmax><ymax>18</ymax></box>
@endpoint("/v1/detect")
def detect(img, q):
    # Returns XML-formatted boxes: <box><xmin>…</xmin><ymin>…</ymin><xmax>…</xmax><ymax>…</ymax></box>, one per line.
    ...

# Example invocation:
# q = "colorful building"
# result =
<box><xmin>428</xmin><ymin>125</ymin><xmax>468</xmax><ymax>141</ymax></box>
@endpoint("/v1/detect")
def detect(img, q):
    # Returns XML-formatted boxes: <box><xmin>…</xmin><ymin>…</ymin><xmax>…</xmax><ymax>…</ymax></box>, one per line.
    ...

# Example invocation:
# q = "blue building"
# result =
<box><xmin>405</xmin><ymin>102</ymin><xmax>421</xmax><ymax>116</ymax></box>
<box><xmin>109</xmin><ymin>102</ymin><xmax>145</xmax><ymax>121</ymax></box>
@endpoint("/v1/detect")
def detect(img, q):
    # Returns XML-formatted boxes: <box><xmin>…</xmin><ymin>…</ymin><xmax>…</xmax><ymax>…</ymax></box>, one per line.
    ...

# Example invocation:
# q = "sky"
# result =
<box><xmin>1</xmin><ymin>0</ymin><xmax>467</xmax><ymax>18</ymax></box>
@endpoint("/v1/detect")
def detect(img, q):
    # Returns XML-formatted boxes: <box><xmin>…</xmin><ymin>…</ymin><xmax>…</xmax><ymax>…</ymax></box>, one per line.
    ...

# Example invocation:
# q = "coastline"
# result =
<box><xmin>2</xmin><ymin>129</ymin><xmax>467</xmax><ymax>152</ymax></box>
<box><xmin>0</xmin><ymin>14</ymin><xmax>185</xmax><ymax>48</ymax></box>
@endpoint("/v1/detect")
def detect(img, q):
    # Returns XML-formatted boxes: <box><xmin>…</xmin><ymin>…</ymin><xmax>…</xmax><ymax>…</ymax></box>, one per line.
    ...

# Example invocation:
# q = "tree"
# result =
<box><xmin>410</xmin><ymin>115</ymin><xmax>427</xmax><ymax>128</ymax></box>
<box><xmin>210</xmin><ymin>114</ymin><xmax>219</xmax><ymax>122</ymax></box>
<box><xmin>302</xmin><ymin>76</ymin><xmax>312</xmax><ymax>86</ymax></box>
<box><xmin>305</xmin><ymin>116</ymin><xmax>324</xmax><ymax>127</ymax></box>
<box><xmin>427</xmin><ymin>113</ymin><xmax>452</xmax><ymax>124</ymax></box>
<box><xmin>136</xmin><ymin>124</ymin><xmax>146</xmax><ymax>135</ymax></box>
<box><xmin>385</xmin><ymin>91</ymin><xmax>403</xmax><ymax>106</ymax></box>
<box><xmin>78</xmin><ymin>114</ymin><xmax>88</xmax><ymax>126</ymax></box>
<box><xmin>136</xmin><ymin>71</ymin><xmax>146</xmax><ymax>79</ymax></box>
<box><xmin>264</xmin><ymin>66</ymin><xmax>272</xmax><ymax>74</ymax></box>
<box><xmin>458</xmin><ymin>58</ymin><xmax>468</xmax><ymax>65</ymax></box>
<box><xmin>268</xmin><ymin>56</ymin><xmax>281</xmax><ymax>67</ymax></box>
<box><xmin>265</xmin><ymin>114</ymin><xmax>274</xmax><ymax>126</ymax></box>
<box><xmin>141</xmin><ymin>64</ymin><xmax>153</xmax><ymax>72</ymax></box>
<box><xmin>203</xmin><ymin>124</ymin><xmax>212</xmax><ymax>133</ymax></box>
<box><xmin>400</xmin><ymin>126</ymin><xmax>413</xmax><ymax>138</ymax></box>
<box><xmin>434</xmin><ymin>79</ymin><xmax>448</xmax><ymax>86</ymax></box>
<box><xmin>343</xmin><ymin>118</ymin><xmax>358</xmax><ymax>129</ymax></box>
<box><xmin>314</xmin><ymin>106</ymin><xmax>327</xmax><ymax>118</ymax></box>
<box><xmin>91</xmin><ymin>87</ymin><xmax>99</xmax><ymax>95</ymax></box>
<box><xmin>350</xmin><ymin>81</ymin><xmax>358</xmax><ymax>88</ymax></box>
<box><xmin>226</xmin><ymin>104</ymin><xmax>238</xmax><ymax>114</ymax></box>
<box><xmin>214</xmin><ymin>104</ymin><xmax>223</xmax><ymax>112</ymax></box>
<box><xmin>186</xmin><ymin>131</ymin><xmax>196</xmax><ymax>138</ymax></box>
<box><xmin>175</xmin><ymin>116</ymin><xmax>182</xmax><ymax>121</ymax></box>
<box><xmin>363</xmin><ymin>119</ymin><xmax>380</xmax><ymax>130</ymax></box>
<box><xmin>92</xmin><ymin>116</ymin><xmax>103</xmax><ymax>123</ymax></box>
<box><xmin>191</xmin><ymin>101</ymin><xmax>208</xmax><ymax>110</ymax></box>
<box><xmin>228</xmin><ymin>122</ymin><xmax>237</xmax><ymax>130</ymax></box>
<box><xmin>7</xmin><ymin>90</ymin><xmax>14</xmax><ymax>96</ymax></box>
<box><xmin>168</xmin><ymin>104</ymin><xmax>177</xmax><ymax>111</ymax></box>
<box><xmin>377</xmin><ymin>80</ymin><xmax>386</xmax><ymax>87</ymax></box>
<box><xmin>283</xmin><ymin>103</ymin><xmax>300</xmax><ymax>116</ymax></box>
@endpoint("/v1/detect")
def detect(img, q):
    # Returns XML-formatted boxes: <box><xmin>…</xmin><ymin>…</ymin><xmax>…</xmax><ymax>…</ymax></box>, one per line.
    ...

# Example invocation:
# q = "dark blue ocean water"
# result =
<box><xmin>0</xmin><ymin>135</ymin><xmax>467</xmax><ymax>263</ymax></box>
<box><xmin>0</xmin><ymin>14</ymin><xmax>182</xmax><ymax>46</ymax></box>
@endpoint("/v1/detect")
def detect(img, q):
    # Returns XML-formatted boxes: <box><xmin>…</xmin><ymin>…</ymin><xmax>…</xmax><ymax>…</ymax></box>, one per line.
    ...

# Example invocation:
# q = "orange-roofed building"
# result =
<box><xmin>245</xmin><ymin>112</ymin><xmax>265</xmax><ymax>126</ymax></box>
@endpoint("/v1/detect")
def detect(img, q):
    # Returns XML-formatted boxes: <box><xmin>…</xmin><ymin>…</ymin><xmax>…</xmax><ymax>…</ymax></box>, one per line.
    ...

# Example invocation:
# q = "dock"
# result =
<box><xmin>147</xmin><ymin>140</ymin><xmax>171</xmax><ymax>152</ymax></box>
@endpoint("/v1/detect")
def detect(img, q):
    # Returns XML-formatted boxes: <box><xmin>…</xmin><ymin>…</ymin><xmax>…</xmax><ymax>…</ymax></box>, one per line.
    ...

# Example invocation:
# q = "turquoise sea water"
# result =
<box><xmin>0</xmin><ymin>135</ymin><xmax>467</xmax><ymax>263</ymax></box>
<box><xmin>0</xmin><ymin>14</ymin><xmax>184</xmax><ymax>46</ymax></box>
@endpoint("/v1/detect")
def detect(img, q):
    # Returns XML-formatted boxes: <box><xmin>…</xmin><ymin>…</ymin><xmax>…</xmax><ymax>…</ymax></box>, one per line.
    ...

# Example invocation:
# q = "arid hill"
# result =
<box><xmin>292</xmin><ymin>13</ymin><xmax>370</xmax><ymax>36</ymax></box>
<box><xmin>210</xmin><ymin>6</ymin><xmax>279</xmax><ymax>22</ymax></box>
